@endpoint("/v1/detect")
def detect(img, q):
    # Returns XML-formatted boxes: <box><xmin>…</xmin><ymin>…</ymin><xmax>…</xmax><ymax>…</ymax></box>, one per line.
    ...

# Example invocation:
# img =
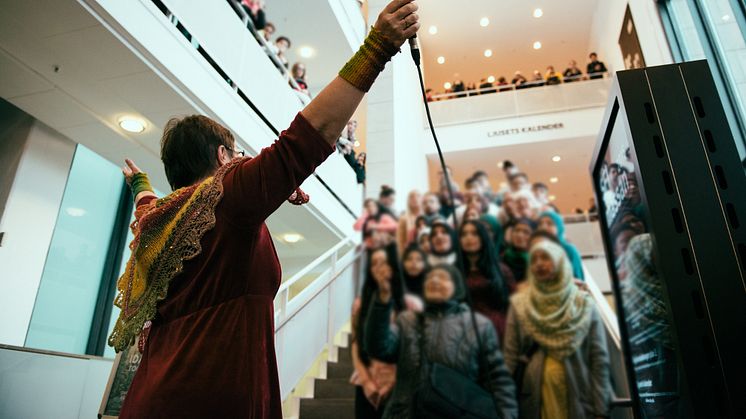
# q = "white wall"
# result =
<box><xmin>589</xmin><ymin>0</ymin><xmax>674</xmax><ymax>73</ymax></box>
<box><xmin>0</xmin><ymin>119</ymin><xmax>76</xmax><ymax>346</ymax></box>
<box><xmin>424</xmin><ymin>107</ymin><xmax>606</xmax><ymax>155</ymax></box>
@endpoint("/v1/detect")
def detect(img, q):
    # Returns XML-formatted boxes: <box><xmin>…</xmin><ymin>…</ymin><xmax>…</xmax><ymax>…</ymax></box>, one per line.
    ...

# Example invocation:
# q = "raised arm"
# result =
<box><xmin>121</xmin><ymin>159</ymin><xmax>157</xmax><ymax>207</ymax></box>
<box><xmin>301</xmin><ymin>0</ymin><xmax>420</xmax><ymax>145</ymax></box>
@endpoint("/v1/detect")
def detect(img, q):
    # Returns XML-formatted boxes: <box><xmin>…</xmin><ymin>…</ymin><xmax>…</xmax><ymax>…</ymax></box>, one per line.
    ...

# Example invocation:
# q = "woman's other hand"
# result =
<box><xmin>122</xmin><ymin>159</ymin><xmax>142</xmax><ymax>185</ymax></box>
<box><xmin>373</xmin><ymin>0</ymin><xmax>420</xmax><ymax>48</ymax></box>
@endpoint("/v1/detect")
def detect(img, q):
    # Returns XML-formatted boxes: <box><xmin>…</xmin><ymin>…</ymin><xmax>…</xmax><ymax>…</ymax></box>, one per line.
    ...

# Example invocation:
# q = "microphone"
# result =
<box><xmin>409</xmin><ymin>35</ymin><xmax>420</xmax><ymax>65</ymax></box>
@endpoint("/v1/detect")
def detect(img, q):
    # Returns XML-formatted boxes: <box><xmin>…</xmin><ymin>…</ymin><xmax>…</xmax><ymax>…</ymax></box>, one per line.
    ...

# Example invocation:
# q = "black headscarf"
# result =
<box><xmin>402</xmin><ymin>244</ymin><xmax>429</xmax><ymax>297</ymax></box>
<box><xmin>457</xmin><ymin>220</ymin><xmax>510</xmax><ymax>310</ymax></box>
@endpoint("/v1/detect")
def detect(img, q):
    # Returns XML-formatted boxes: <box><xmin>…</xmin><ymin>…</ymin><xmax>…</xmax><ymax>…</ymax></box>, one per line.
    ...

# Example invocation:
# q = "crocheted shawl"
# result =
<box><xmin>510</xmin><ymin>240</ymin><xmax>593</xmax><ymax>359</ymax></box>
<box><xmin>108</xmin><ymin>157</ymin><xmax>308</xmax><ymax>352</ymax></box>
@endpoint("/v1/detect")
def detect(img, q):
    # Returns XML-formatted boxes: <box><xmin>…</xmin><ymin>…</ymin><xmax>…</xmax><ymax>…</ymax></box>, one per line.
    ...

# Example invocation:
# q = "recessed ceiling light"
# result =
<box><xmin>282</xmin><ymin>233</ymin><xmax>303</xmax><ymax>243</ymax></box>
<box><xmin>549</xmin><ymin>195</ymin><xmax>557</xmax><ymax>201</ymax></box>
<box><xmin>497</xmin><ymin>161</ymin><xmax>504</xmax><ymax>169</ymax></box>
<box><xmin>484</xmin><ymin>49</ymin><xmax>493</xmax><ymax>58</ymax></box>
<box><xmin>299</xmin><ymin>46</ymin><xmax>315</xmax><ymax>58</ymax></box>
<box><xmin>354</xmin><ymin>140</ymin><xmax>360</xmax><ymax>147</ymax></box>
<box><xmin>480</xmin><ymin>17</ymin><xmax>490</xmax><ymax>27</ymax></box>
<box><xmin>533</xmin><ymin>8</ymin><xmax>543</xmax><ymax>18</ymax></box>
<box><xmin>722</xmin><ymin>15</ymin><xmax>731</xmax><ymax>21</ymax></box>
<box><xmin>444</xmin><ymin>82</ymin><xmax>452</xmax><ymax>89</ymax></box>
<box><xmin>550</xmin><ymin>177</ymin><xmax>559</xmax><ymax>183</ymax></box>
<box><xmin>552</xmin><ymin>155</ymin><xmax>561</xmax><ymax>162</ymax></box>
<box><xmin>533</xmin><ymin>41</ymin><xmax>542</xmax><ymax>50</ymax></box>
<box><xmin>487</xmin><ymin>75</ymin><xmax>496</xmax><ymax>83</ymax></box>
<box><xmin>429</xmin><ymin>25</ymin><xmax>438</xmax><ymax>35</ymax></box>
<box><xmin>437</xmin><ymin>56</ymin><xmax>445</xmax><ymax>64</ymax></box>
<box><xmin>119</xmin><ymin>117</ymin><xmax>145</xmax><ymax>133</ymax></box>
<box><xmin>66</xmin><ymin>207</ymin><xmax>87</xmax><ymax>217</ymax></box>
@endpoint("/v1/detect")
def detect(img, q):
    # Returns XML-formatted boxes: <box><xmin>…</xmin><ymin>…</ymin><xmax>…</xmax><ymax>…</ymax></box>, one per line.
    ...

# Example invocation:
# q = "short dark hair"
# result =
<box><xmin>590</xmin><ymin>52</ymin><xmax>598</xmax><ymax>58</ymax></box>
<box><xmin>532</xmin><ymin>182</ymin><xmax>548</xmax><ymax>191</ymax></box>
<box><xmin>502</xmin><ymin>160</ymin><xmax>514</xmax><ymax>169</ymax></box>
<box><xmin>379</xmin><ymin>185</ymin><xmax>396</xmax><ymax>198</ymax></box>
<box><xmin>529</xmin><ymin>230</ymin><xmax>561</xmax><ymax>246</ymax></box>
<box><xmin>473</xmin><ymin>170</ymin><xmax>488</xmax><ymax>179</ymax></box>
<box><xmin>160</xmin><ymin>115</ymin><xmax>235</xmax><ymax>190</ymax></box>
<box><xmin>509</xmin><ymin>172</ymin><xmax>528</xmax><ymax>182</ymax></box>
<box><xmin>465</xmin><ymin>177</ymin><xmax>477</xmax><ymax>188</ymax></box>
<box><xmin>276</xmin><ymin>36</ymin><xmax>291</xmax><ymax>47</ymax></box>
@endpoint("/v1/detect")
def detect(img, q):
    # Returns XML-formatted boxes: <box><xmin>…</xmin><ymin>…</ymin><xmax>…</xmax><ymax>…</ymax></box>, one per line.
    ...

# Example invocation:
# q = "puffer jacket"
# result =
<box><xmin>364</xmin><ymin>300</ymin><xmax>518</xmax><ymax>419</ymax></box>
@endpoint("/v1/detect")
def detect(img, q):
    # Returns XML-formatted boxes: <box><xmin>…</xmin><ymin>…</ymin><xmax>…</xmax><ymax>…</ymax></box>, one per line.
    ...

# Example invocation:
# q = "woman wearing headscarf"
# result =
<box><xmin>428</xmin><ymin>220</ymin><xmax>457</xmax><ymax>266</ymax></box>
<box><xmin>396</xmin><ymin>190</ymin><xmax>422</xmax><ymax>255</ymax></box>
<box><xmin>504</xmin><ymin>241</ymin><xmax>611</xmax><ymax>419</ymax></box>
<box><xmin>502</xmin><ymin>218</ymin><xmax>536</xmax><ymax>284</ymax></box>
<box><xmin>351</xmin><ymin>245</ymin><xmax>420</xmax><ymax>419</ymax></box>
<box><xmin>365</xmin><ymin>264</ymin><xmax>518</xmax><ymax>419</ymax></box>
<box><xmin>537</xmin><ymin>211</ymin><xmax>585</xmax><ymax>280</ymax></box>
<box><xmin>401</xmin><ymin>244</ymin><xmax>428</xmax><ymax>298</ymax></box>
<box><xmin>458</xmin><ymin>220</ymin><xmax>516</xmax><ymax>340</ymax></box>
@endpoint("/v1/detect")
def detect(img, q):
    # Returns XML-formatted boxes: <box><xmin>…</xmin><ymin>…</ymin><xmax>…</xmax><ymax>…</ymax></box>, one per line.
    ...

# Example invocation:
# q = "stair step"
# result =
<box><xmin>299</xmin><ymin>398</ymin><xmax>355</xmax><ymax>419</ymax></box>
<box><xmin>326</xmin><ymin>362</ymin><xmax>353</xmax><ymax>379</ymax></box>
<box><xmin>314</xmin><ymin>378</ymin><xmax>355</xmax><ymax>399</ymax></box>
<box><xmin>336</xmin><ymin>347</ymin><xmax>352</xmax><ymax>364</ymax></box>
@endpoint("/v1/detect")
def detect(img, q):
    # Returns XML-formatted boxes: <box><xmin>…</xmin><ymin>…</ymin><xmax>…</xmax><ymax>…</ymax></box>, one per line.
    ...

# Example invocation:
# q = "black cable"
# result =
<box><xmin>413</xmin><ymin>55</ymin><xmax>502</xmax><ymax>413</ymax></box>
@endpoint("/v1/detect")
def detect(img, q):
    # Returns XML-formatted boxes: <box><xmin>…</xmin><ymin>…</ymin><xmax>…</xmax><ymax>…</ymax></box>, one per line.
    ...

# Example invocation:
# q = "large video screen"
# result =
<box><xmin>595</xmin><ymin>111</ymin><xmax>682</xmax><ymax>417</ymax></box>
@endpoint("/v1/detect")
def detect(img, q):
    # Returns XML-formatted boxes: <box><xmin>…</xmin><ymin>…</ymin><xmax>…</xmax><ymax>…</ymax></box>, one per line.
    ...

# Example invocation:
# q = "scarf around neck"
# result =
<box><xmin>510</xmin><ymin>240</ymin><xmax>592</xmax><ymax>359</ymax></box>
<box><xmin>108</xmin><ymin>157</ymin><xmax>308</xmax><ymax>352</ymax></box>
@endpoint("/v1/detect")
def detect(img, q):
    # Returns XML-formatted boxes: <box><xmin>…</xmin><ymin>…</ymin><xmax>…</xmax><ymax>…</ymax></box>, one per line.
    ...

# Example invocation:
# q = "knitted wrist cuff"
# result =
<box><xmin>130</xmin><ymin>172</ymin><xmax>153</xmax><ymax>199</ymax></box>
<box><xmin>339</xmin><ymin>27</ymin><xmax>399</xmax><ymax>92</ymax></box>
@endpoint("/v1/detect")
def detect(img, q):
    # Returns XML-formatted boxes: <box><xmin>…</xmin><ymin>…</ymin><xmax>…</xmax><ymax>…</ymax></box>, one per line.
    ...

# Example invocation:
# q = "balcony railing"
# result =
<box><xmin>428</xmin><ymin>76</ymin><xmax>612</xmax><ymax>127</ymax></box>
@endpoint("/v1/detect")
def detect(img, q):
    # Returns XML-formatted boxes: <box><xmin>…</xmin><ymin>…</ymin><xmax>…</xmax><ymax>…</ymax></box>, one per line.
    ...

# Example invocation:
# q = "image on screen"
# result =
<box><xmin>596</xmin><ymin>112</ymin><xmax>682</xmax><ymax>418</ymax></box>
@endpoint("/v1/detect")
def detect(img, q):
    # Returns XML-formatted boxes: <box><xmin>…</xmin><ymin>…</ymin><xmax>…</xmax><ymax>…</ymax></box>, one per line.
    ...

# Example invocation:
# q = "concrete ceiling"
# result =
<box><xmin>418</xmin><ymin>0</ymin><xmax>598</xmax><ymax>92</ymax></box>
<box><xmin>0</xmin><ymin>0</ymin><xmax>343</xmax><ymax>276</ymax></box>
<box><xmin>427</xmin><ymin>135</ymin><xmax>597</xmax><ymax>214</ymax></box>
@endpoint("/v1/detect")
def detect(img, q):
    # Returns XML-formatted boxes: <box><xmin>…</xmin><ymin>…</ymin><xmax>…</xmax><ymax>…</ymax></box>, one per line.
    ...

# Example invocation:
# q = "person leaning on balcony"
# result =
<box><xmin>110</xmin><ymin>1</ymin><xmax>421</xmax><ymax>418</ymax></box>
<box><xmin>587</xmin><ymin>52</ymin><xmax>608</xmax><ymax>80</ymax></box>
<box><xmin>563</xmin><ymin>60</ymin><xmax>583</xmax><ymax>82</ymax></box>
<box><xmin>503</xmin><ymin>240</ymin><xmax>611</xmax><ymax>419</ymax></box>
<box><xmin>545</xmin><ymin>66</ymin><xmax>563</xmax><ymax>86</ymax></box>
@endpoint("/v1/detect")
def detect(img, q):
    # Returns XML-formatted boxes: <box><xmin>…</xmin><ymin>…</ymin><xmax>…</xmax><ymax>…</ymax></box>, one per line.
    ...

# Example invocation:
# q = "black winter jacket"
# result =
<box><xmin>365</xmin><ymin>300</ymin><xmax>518</xmax><ymax>419</ymax></box>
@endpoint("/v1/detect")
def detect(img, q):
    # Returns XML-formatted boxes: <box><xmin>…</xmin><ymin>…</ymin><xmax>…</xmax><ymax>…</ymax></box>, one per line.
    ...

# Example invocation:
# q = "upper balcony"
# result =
<box><xmin>427</xmin><ymin>76</ymin><xmax>612</xmax><ymax>127</ymax></box>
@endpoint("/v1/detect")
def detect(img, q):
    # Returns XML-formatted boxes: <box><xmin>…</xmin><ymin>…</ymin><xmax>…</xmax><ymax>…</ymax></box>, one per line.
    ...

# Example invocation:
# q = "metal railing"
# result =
<box><xmin>274</xmin><ymin>237</ymin><xmax>360</xmax><ymax>329</ymax></box>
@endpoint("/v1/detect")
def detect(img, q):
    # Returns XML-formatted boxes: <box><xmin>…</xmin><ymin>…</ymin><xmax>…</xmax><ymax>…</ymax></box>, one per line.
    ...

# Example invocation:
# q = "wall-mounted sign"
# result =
<box><xmin>487</xmin><ymin>122</ymin><xmax>564</xmax><ymax>138</ymax></box>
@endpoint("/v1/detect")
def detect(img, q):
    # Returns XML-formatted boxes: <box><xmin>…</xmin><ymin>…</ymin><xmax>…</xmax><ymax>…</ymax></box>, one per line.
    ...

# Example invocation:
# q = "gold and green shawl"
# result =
<box><xmin>510</xmin><ymin>240</ymin><xmax>593</xmax><ymax>359</ymax></box>
<box><xmin>108</xmin><ymin>159</ymin><xmax>241</xmax><ymax>352</ymax></box>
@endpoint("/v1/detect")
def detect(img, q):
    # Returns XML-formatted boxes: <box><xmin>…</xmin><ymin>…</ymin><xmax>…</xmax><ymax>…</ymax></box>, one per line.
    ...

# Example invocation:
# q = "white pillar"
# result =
<box><xmin>365</xmin><ymin>1</ymin><xmax>430</xmax><ymax>214</ymax></box>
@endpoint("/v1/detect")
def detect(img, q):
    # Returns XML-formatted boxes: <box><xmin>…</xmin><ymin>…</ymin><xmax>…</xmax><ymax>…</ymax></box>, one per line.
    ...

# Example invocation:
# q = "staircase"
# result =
<box><xmin>299</xmin><ymin>343</ymin><xmax>356</xmax><ymax>419</ymax></box>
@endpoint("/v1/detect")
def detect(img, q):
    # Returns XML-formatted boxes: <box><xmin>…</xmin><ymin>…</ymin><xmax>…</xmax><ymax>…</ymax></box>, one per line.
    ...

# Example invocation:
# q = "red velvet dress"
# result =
<box><xmin>119</xmin><ymin>114</ymin><xmax>333</xmax><ymax>419</ymax></box>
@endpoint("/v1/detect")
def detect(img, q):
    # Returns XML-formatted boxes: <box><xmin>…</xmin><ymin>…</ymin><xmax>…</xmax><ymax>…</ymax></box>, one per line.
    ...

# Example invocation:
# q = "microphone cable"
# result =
<box><xmin>409</xmin><ymin>36</ymin><xmax>504</xmax><ymax>414</ymax></box>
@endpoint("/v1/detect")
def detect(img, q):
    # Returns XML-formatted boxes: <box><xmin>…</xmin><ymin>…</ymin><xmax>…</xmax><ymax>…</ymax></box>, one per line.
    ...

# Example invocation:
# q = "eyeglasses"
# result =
<box><xmin>227</xmin><ymin>146</ymin><xmax>245</xmax><ymax>157</ymax></box>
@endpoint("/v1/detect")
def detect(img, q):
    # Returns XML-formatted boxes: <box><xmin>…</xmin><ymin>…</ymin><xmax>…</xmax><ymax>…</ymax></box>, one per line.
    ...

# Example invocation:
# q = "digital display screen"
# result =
<box><xmin>596</xmin><ymin>111</ymin><xmax>682</xmax><ymax>417</ymax></box>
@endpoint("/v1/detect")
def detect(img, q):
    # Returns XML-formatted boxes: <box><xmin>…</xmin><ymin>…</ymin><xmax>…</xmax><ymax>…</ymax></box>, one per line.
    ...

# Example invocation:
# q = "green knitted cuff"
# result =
<box><xmin>130</xmin><ymin>172</ymin><xmax>153</xmax><ymax>199</ymax></box>
<box><xmin>339</xmin><ymin>27</ymin><xmax>400</xmax><ymax>92</ymax></box>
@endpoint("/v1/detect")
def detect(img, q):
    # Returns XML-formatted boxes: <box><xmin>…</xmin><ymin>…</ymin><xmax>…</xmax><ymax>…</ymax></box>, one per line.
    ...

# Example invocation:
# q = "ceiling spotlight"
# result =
<box><xmin>549</xmin><ymin>195</ymin><xmax>557</xmax><ymax>201</ymax></box>
<box><xmin>550</xmin><ymin>177</ymin><xmax>559</xmax><ymax>183</ymax></box>
<box><xmin>354</xmin><ymin>140</ymin><xmax>360</xmax><ymax>147</ymax></box>
<box><xmin>480</xmin><ymin>17</ymin><xmax>490</xmax><ymax>27</ymax></box>
<box><xmin>444</xmin><ymin>82</ymin><xmax>452</xmax><ymax>89</ymax></box>
<box><xmin>66</xmin><ymin>207</ymin><xmax>87</xmax><ymax>217</ymax></box>
<box><xmin>533</xmin><ymin>8</ymin><xmax>543</xmax><ymax>18</ymax></box>
<box><xmin>299</xmin><ymin>46</ymin><xmax>315</xmax><ymax>58</ymax></box>
<box><xmin>497</xmin><ymin>161</ymin><xmax>504</xmax><ymax>169</ymax></box>
<box><xmin>487</xmin><ymin>75</ymin><xmax>496</xmax><ymax>83</ymax></box>
<box><xmin>282</xmin><ymin>233</ymin><xmax>303</xmax><ymax>243</ymax></box>
<box><xmin>484</xmin><ymin>49</ymin><xmax>493</xmax><ymax>58</ymax></box>
<box><xmin>552</xmin><ymin>155</ymin><xmax>561</xmax><ymax>162</ymax></box>
<box><xmin>437</xmin><ymin>56</ymin><xmax>445</xmax><ymax>64</ymax></box>
<box><xmin>429</xmin><ymin>25</ymin><xmax>438</xmax><ymax>35</ymax></box>
<box><xmin>722</xmin><ymin>15</ymin><xmax>731</xmax><ymax>21</ymax></box>
<box><xmin>119</xmin><ymin>117</ymin><xmax>146</xmax><ymax>133</ymax></box>
<box><xmin>533</xmin><ymin>41</ymin><xmax>542</xmax><ymax>50</ymax></box>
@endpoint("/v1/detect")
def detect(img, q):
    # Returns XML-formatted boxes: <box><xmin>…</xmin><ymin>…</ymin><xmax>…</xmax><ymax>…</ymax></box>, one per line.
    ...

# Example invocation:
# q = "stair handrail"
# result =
<box><xmin>277</xmin><ymin>237</ymin><xmax>355</xmax><ymax>295</ymax></box>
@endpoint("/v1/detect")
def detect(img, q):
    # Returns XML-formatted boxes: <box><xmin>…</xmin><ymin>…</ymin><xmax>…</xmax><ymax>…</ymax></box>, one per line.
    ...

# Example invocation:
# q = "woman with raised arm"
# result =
<box><xmin>112</xmin><ymin>2</ymin><xmax>420</xmax><ymax>418</ymax></box>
